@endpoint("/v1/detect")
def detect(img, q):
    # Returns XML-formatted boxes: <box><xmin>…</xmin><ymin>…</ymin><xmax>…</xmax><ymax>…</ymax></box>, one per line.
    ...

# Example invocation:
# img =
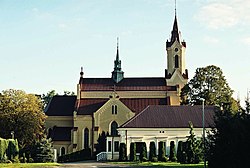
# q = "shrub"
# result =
<box><xmin>130</xmin><ymin>143</ymin><xmax>136</xmax><ymax>161</ymax></box>
<box><xmin>158</xmin><ymin>141</ymin><xmax>166</xmax><ymax>161</ymax></box>
<box><xmin>169</xmin><ymin>141</ymin><xmax>176</xmax><ymax>162</ymax></box>
<box><xmin>162</xmin><ymin>156</ymin><xmax>168</xmax><ymax>162</ymax></box>
<box><xmin>119</xmin><ymin>143</ymin><xmax>127</xmax><ymax>161</ymax></box>
<box><xmin>151</xmin><ymin>156</ymin><xmax>158</xmax><ymax>162</ymax></box>
<box><xmin>139</xmin><ymin>142</ymin><xmax>147</xmax><ymax>161</ymax></box>
<box><xmin>177</xmin><ymin>141</ymin><xmax>183</xmax><ymax>162</ymax></box>
<box><xmin>149</xmin><ymin>141</ymin><xmax>156</xmax><ymax>161</ymax></box>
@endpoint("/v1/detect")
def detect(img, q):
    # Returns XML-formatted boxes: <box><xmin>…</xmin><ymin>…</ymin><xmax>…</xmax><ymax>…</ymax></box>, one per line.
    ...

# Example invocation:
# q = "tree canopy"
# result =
<box><xmin>181</xmin><ymin>65</ymin><xmax>238</xmax><ymax>109</ymax></box>
<box><xmin>0</xmin><ymin>89</ymin><xmax>46</xmax><ymax>149</ymax></box>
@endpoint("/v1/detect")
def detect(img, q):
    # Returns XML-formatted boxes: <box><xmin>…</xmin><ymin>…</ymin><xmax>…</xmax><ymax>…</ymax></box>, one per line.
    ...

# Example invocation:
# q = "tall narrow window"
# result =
<box><xmin>61</xmin><ymin>147</ymin><xmax>65</xmax><ymax>156</ymax></box>
<box><xmin>84</xmin><ymin>128</ymin><xmax>89</xmax><ymax>149</ymax></box>
<box><xmin>111</xmin><ymin>121</ymin><xmax>118</xmax><ymax>136</ymax></box>
<box><xmin>175</xmin><ymin>55</ymin><xmax>179</xmax><ymax>68</ymax></box>
<box><xmin>112</xmin><ymin>105</ymin><xmax>118</xmax><ymax>115</ymax></box>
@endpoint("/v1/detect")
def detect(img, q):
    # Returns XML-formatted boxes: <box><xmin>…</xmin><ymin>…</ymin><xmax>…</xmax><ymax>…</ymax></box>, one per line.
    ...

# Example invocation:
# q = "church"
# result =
<box><xmin>45</xmin><ymin>11</ymin><xmax>214</xmax><ymax>160</ymax></box>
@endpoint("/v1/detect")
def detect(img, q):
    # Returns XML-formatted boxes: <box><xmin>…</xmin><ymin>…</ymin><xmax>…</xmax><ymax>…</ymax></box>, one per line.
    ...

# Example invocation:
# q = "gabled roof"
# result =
<box><xmin>79</xmin><ymin>77</ymin><xmax>176</xmax><ymax>91</ymax></box>
<box><xmin>51</xmin><ymin>127</ymin><xmax>72</xmax><ymax>141</ymax></box>
<box><xmin>121</xmin><ymin>105</ymin><xmax>215</xmax><ymax>128</ymax></box>
<box><xmin>76</xmin><ymin>98</ymin><xmax>108</xmax><ymax>115</ymax></box>
<box><xmin>45</xmin><ymin>95</ymin><xmax>76</xmax><ymax>116</ymax></box>
<box><xmin>120</xmin><ymin>98</ymin><xmax>170</xmax><ymax>114</ymax></box>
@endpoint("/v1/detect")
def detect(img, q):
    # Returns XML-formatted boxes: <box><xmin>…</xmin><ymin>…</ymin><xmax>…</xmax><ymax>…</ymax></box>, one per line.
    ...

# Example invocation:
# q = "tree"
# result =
<box><xmin>96</xmin><ymin>131</ymin><xmax>107</xmax><ymax>155</ymax></box>
<box><xmin>181</xmin><ymin>65</ymin><xmax>236</xmax><ymax>108</ymax></box>
<box><xmin>41</xmin><ymin>90</ymin><xmax>57</xmax><ymax>109</ymax></box>
<box><xmin>149</xmin><ymin>141</ymin><xmax>156</xmax><ymax>161</ymax></box>
<box><xmin>63</xmin><ymin>91</ymin><xmax>75</xmax><ymax>96</ymax></box>
<box><xmin>185</xmin><ymin>122</ymin><xmax>202</xmax><ymax>164</ymax></box>
<box><xmin>31</xmin><ymin>138</ymin><xmax>54</xmax><ymax>163</ymax></box>
<box><xmin>139</xmin><ymin>142</ymin><xmax>147</xmax><ymax>161</ymax></box>
<box><xmin>130</xmin><ymin>143</ymin><xmax>136</xmax><ymax>161</ymax></box>
<box><xmin>119</xmin><ymin>143</ymin><xmax>127</xmax><ymax>161</ymax></box>
<box><xmin>207</xmin><ymin>104</ymin><xmax>250</xmax><ymax>168</ymax></box>
<box><xmin>158</xmin><ymin>141</ymin><xmax>166</xmax><ymax>161</ymax></box>
<box><xmin>0</xmin><ymin>89</ymin><xmax>46</xmax><ymax>150</ymax></box>
<box><xmin>177</xmin><ymin>141</ymin><xmax>183</xmax><ymax>162</ymax></box>
<box><xmin>169</xmin><ymin>141</ymin><xmax>177</xmax><ymax>162</ymax></box>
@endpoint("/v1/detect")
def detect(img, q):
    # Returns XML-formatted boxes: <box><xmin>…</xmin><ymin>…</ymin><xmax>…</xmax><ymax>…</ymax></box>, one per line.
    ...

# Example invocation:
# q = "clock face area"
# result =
<box><xmin>175</xmin><ymin>48</ymin><xmax>178</xmax><ymax>52</ymax></box>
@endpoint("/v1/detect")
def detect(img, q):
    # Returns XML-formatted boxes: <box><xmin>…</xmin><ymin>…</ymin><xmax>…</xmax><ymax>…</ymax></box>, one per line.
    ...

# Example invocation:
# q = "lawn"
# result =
<box><xmin>0</xmin><ymin>163</ymin><xmax>61</xmax><ymax>168</ymax></box>
<box><xmin>111</xmin><ymin>161</ymin><xmax>205</xmax><ymax>167</ymax></box>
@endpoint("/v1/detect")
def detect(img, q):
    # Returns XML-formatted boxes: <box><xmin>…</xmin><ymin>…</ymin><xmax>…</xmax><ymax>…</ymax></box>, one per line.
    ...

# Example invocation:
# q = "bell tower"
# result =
<box><xmin>165</xmin><ymin>7</ymin><xmax>188</xmax><ymax>90</ymax></box>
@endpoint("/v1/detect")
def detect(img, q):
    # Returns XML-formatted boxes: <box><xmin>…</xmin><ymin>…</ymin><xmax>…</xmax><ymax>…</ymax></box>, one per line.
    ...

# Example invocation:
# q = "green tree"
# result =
<box><xmin>158</xmin><ymin>141</ymin><xmax>166</xmax><ymax>161</ymax></box>
<box><xmin>96</xmin><ymin>131</ymin><xmax>107</xmax><ymax>154</ymax></box>
<box><xmin>149</xmin><ymin>141</ymin><xmax>156</xmax><ymax>161</ymax></box>
<box><xmin>207</xmin><ymin>104</ymin><xmax>250</xmax><ymax>168</ymax></box>
<box><xmin>119</xmin><ymin>143</ymin><xmax>127</xmax><ymax>161</ymax></box>
<box><xmin>139</xmin><ymin>142</ymin><xmax>147</xmax><ymax>161</ymax></box>
<box><xmin>31</xmin><ymin>138</ymin><xmax>54</xmax><ymax>163</ymax></box>
<box><xmin>41</xmin><ymin>90</ymin><xmax>58</xmax><ymax>108</ymax></box>
<box><xmin>130</xmin><ymin>143</ymin><xmax>136</xmax><ymax>161</ymax></box>
<box><xmin>169</xmin><ymin>141</ymin><xmax>177</xmax><ymax>162</ymax></box>
<box><xmin>0</xmin><ymin>89</ymin><xmax>46</xmax><ymax>150</ymax></box>
<box><xmin>63</xmin><ymin>91</ymin><xmax>75</xmax><ymax>96</ymax></box>
<box><xmin>185</xmin><ymin>122</ymin><xmax>202</xmax><ymax>164</ymax></box>
<box><xmin>180</xmin><ymin>65</ymin><xmax>238</xmax><ymax>110</ymax></box>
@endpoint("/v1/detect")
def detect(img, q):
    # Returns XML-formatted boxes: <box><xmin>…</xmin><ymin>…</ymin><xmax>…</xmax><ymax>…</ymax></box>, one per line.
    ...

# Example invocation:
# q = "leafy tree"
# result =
<box><xmin>180</xmin><ymin>65</ymin><xmax>237</xmax><ymax>109</ymax></box>
<box><xmin>149</xmin><ymin>141</ymin><xmax>156</xmax><ymax>161</ymax></box>
<box><xmin>41</xmin><ymin>90</ymin><xmax>58</xmax><ymax>108</ymax></box>
<box><xmin>185</xmin><ymin>122</ymin><xmax>202</xmax><ymax>164</ymax></box>
<box><xmin>31</xmin><ymin>138</ymin><xmax>54</xmax><ymax>163</ymax></box>
<box><xmin>119</xmin><ymin>143</ymin><xmax>127</xmax><ymax>161</ymax></box>
<box><xmin>207</xmin><ymin>104</ymin><xmax>250</xmax><ymax>168</ymax></box>
<box><xmin>0</xmin><ymin>89</ymin><xmax>46</xmax><ymax>150</ymax></box>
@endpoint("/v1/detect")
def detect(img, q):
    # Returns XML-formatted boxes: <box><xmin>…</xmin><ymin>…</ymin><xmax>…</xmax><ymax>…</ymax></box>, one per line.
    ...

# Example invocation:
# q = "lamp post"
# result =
<box><xmin>11</xmin><ymin>131</ymin><xmax>14</xmax><ymax>139</ymax></box>
<box><xmin>200</xmin><ymin>98</ymin><xmax>206</xmax><ymax>168</ymax></box>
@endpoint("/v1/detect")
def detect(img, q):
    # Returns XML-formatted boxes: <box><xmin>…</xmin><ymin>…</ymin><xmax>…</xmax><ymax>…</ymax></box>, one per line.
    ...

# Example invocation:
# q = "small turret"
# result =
<box><xmin>112</xmin><ymin>38</ymin><xmax>124</xmax><ymax>83</ymax></box>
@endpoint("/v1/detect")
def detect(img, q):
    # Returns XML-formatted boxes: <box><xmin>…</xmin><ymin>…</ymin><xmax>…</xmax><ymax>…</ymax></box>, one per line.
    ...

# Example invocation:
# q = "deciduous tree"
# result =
<box><xmin>0</xmin><ymin>89</ymin><xmax>46</xmax><ymax>150</ymax></box>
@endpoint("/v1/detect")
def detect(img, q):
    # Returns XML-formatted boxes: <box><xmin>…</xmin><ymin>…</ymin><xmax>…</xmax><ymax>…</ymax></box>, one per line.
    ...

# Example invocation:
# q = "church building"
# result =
<box><xmin>45</xmin><ymin>11</ymin><xmax>211</xmax><ymax>160</ymax></box>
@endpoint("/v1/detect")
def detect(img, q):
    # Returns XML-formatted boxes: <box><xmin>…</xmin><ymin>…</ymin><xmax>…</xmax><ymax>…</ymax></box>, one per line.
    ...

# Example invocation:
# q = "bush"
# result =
<box><xmin>139</xmin><ymin>142</ymin><xmax>147</xmax><ymax>162</ymax></box>
<box><xmin>169</xmin><ymin>141</ymin><xmax>176</xmax><ymax>162</ymax></box>
<box><xmin>119</xmin><ymin>143</ymin><xmax>127</xmax><ymax>161</ymax></box>
<box><xmin>151</xmin><ymin>156</ymin><xmax>158</xmax><ymax>162</ymax></box>
<box><xmin>0</xmin><ymin>138</ymin><xmax>19</xmax><ymax>163</ymax></box>
<box><xmin>177</xmin><ymin>141</ymin><xmax>183</xmax><ymax>162</ymax></box>
<box><xmin>158</xmin><ymin>141</ymin><xmax>166</xmax><ymax>161</ymax></box>
<box><xmin>130</xmin><ymin>143</ymin><xmax>136</xmax><ymax>161</ymax></box>
<box><xmin>162</xmin><ymin>156</ymin><xmax>168</xmax><ymax>162</ymax></box>
<box><xmin>149</xmin><ymin>141</ymin><xmax>156</xmax><ymax>161</ymax></box>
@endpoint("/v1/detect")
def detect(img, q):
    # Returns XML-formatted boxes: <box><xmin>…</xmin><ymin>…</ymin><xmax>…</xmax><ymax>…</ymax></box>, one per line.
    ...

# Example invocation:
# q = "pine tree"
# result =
<box><xmin>32</xmin><ymin>138</ymin><xmax>54</xmax><ymax>163</ymax></box>
<box><xmin>169</xmin><ymin>141</ymin><xmax>176</xmax><ymax>162</ymax></box>
<box><xmin>130</xmin><ymin>143</ymin><xmax>136</xmax><ymax>161</ymax></box>
<box><xmin>119</xmin><ymin>143</ymin><xmax>127</xmax><ymax>161</ymax></box>
<box><xmin>149</xmin><ymin>141</ymin><xmax>156</xmax><ymax>161</ymax></box>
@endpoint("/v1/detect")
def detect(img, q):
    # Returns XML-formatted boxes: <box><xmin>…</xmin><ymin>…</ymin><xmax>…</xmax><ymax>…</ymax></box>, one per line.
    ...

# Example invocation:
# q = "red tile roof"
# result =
<box><xmin>45</xmin><ymin>95</ymin><xmax>76</xmax><ymax>116</ymax></box>
<box><xmin>121</xmin><ymin>105</ymin><xmax>215</xmax><ymax>128</ymax></box>
<box><xmin>120</xmin><ymin>98</ymin><xmax>170</xmax><ymax>114</ymax></box>
<box><xmin>76</xmin><ymin>98</ymin><xmax>109</xmax><ymax>115</ymax></box>
<box><xmin>79</xmin><ymin>77</ymin><xmax>177</xmax><ymax>91</ymax></box>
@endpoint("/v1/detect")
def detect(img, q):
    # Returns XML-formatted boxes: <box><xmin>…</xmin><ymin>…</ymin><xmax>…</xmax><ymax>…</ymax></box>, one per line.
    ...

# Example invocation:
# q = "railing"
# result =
<box><xmin>96</xmin><ymin>152</ymin><xmax>107</xmax><ymax>161</ymax></box>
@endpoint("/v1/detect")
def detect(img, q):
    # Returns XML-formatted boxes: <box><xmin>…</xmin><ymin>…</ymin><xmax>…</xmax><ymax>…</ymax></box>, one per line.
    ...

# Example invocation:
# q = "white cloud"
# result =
<box><xmin>203</xmin><ymin>36</ymin><xmax>219</xmax><ymax>44</ymax></box>
<box><xmin>242</xmin><ymin>37</ymin><xmax>250</xmax><ymax>46</ymax></box>
<box><xmin>195</xmin><ymin>0</ymin><xmax>250</xmax><ymax>29</ymax></box>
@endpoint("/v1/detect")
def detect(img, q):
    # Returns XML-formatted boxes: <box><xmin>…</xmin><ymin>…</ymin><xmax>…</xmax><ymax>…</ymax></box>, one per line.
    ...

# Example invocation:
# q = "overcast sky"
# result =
<box><xmin>0</xmin><ymin>0</ymin><xmax>249</xmax><ymax>104</ymax></box>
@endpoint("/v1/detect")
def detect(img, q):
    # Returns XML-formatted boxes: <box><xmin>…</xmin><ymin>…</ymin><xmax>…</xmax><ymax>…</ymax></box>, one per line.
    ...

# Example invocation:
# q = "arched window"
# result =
<box><xmin>112</xmin><ymin>105</ymin><xmax>118</xmax><ymax>115</ymax></box>
<box><xmin>111</xmin><ymin>121</ymin><xmax>118</xmax><ymax>136</ymax></box>
<box><xmin>175</xmin><ymin>55</ymin><xmax>179</xmax><ymax>68</ymax></box>
<box><xmin>61</xmin><ymin>147</ymin><xmax>65</xmax><ymax>156</ymax></box>
<box><xmin>84</xmin><ymin>128</ymin><xmax>89</xmax><ymax>149</ymax></box>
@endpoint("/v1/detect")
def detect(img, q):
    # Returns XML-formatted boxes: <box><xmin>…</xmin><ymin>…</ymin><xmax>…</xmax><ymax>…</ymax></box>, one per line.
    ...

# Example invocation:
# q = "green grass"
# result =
<box><xmin>111</xmin><ymin>161</ymin><xmax>205</xmax><ymax>167</ymax></box>
<box><xmin>0</xmin><ymin>163</ymin><xmax>61</xmax><ymax>168</ymax></box>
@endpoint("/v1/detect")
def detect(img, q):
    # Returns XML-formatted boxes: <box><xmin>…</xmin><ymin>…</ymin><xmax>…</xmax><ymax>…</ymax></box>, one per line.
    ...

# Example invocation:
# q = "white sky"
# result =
<box><xmin>0</xmin><ymin>0</ymin><xmax>249</xmax><ymax>105</ymax></box>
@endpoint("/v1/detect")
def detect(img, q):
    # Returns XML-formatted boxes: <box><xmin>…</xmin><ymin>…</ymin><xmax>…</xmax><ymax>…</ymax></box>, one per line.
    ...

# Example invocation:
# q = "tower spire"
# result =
<box><xmin>112</xmin><ymin>37</ymin><xmax>124</xmax><ymax>83</ymax></box>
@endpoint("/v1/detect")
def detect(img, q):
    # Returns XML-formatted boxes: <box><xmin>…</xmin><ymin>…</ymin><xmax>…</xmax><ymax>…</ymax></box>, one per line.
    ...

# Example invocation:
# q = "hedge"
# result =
<box><xmin>0</xmin><ymin>138</ymin><xmax>19</xmax><ymax>162</ymax></box>
<box><xmin>57</xmin><ymin>148</ymin><xmax>91</xmax><ymax>163</ymax></box>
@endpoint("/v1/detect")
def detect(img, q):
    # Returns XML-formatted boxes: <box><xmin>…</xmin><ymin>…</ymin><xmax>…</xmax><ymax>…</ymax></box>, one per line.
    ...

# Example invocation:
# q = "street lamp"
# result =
<box><xmin>11</xmin><ymin>131</ymin><xmax>14</xmax><ymax>139</ymax></box>
<box><xmin>200</xmin><ymin>98</ymin><xmax>206</xmax><ymax>168</ymax></box>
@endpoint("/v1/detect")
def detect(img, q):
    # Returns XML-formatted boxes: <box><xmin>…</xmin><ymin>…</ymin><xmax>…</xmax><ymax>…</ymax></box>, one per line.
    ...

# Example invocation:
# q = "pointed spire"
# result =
<box><xmin>116</xmin><ymin>37</ymin><xmax>119</xmax><ymax>61</ymax></box>
<box><xmin>112</xmin><ymin>37</ymin><xmax>124</xmax><ymax>83</ymax></box>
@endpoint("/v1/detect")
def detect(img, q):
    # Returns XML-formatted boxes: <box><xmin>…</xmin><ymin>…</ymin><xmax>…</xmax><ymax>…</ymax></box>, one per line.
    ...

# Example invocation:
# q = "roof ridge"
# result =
<box><xmin>121</xmin><ymin>105</ymin><xmax>150</xmax><ymax>127</ymax></box>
